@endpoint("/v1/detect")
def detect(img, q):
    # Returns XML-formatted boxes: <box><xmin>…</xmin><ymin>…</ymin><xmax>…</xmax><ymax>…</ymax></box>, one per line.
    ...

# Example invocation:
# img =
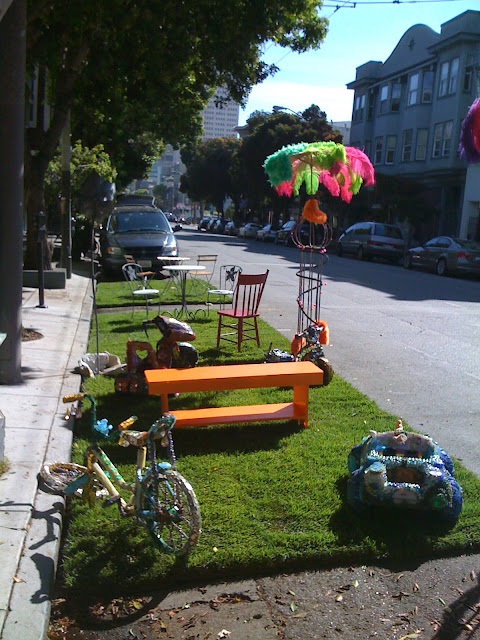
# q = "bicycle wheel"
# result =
<box><xmin>40</xmin><ymin>462</ymin><xmax>89</xmax><ymax>494</ymax></box>
<box><xmin>140</xmin><ymin>469</ymin><xmax>201</xmax><ymax>557</ymax></box>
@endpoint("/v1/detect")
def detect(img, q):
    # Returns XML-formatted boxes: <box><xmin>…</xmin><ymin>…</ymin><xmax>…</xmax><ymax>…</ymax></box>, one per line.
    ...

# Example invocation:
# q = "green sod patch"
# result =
<box><xmin>57</xmin><ymin>306</ymin><xmax>480</xmax><ymax>598</ymax></box>
<box><xmin>95</xmin><ymin>276</ymin><xmax>212</xmax><ymax>309</ymax></box>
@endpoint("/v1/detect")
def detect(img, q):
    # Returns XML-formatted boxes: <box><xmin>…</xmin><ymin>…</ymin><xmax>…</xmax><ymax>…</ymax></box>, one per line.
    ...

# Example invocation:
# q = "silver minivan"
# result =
<box><xmin>337</xmin><ymin>222</ymin><xmax>405</xmax><ymax>263</ymax></box>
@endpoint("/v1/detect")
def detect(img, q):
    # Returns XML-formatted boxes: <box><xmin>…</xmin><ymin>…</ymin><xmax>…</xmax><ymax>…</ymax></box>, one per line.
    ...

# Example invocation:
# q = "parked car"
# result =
<box><xmin>337</xmin><ymin>221</ymin><xmax>405</xmax><ymax>263</ymax></box>
<box><xmin>404</xmin><ymin>236</ymin><xmax>480</xmax><ymax>278</ymax></box>
<box><xmin>211</xmin><ymin>218</ymin><xmax>227</xmax><ymax>234</ymax></box>
<box><xmin>197</xmin><ymin>216</ymin><xmax>213</xmax><ymax>230</ymax></box>
<box><xmin>274</xmin><ymin>220</ymin><xmax>311</xmax><ymax>246</ymax></box>
<box><xmin>99</xmin><ymin>205</ymin><xmax>180</xmax><ymax>274</ymax></box>
<box><xmin>256</xmin><ymin>223</ymin><xmax>280</xmax><ymax>242</ymax></box>
<box><xmin>238</xmin><ymin>223</ymin><xmax>262</xmax><ymax>238</ymax></box>
<box><xmin>205</xmin><ymin>217</ymin><xmax>219</xmax><ymax>232</ymax></box>
<box><xmin>224</xmin><ymin>221</ymin><xmax>239</xmax><ymax>236</ymax></box>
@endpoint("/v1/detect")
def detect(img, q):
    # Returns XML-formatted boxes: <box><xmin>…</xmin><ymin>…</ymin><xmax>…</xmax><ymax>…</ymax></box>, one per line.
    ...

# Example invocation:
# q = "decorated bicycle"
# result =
<box><xmin>263</xmin><ymin>141</ymin><xmax>375</xmax><ymax>384</ymax></box>
<box><xmin>40</xmin><ymin>393</ymin><xmax>201</xmax><ymax>556</ymax></box>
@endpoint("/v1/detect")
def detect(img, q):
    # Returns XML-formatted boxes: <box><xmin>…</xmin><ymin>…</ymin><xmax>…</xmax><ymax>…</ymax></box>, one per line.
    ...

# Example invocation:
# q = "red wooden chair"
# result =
<box><xmin>216</xmin><ymin>271</ymin><xmax>269</xmax><ymax>351</ymax></box>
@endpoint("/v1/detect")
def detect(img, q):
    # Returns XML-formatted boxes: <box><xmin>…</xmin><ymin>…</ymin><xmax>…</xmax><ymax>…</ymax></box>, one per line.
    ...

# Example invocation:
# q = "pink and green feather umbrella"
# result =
<box><xmin>263</xmin><ymin>141</ymin><xmax>375</xmax><ymax>204</ymax></box>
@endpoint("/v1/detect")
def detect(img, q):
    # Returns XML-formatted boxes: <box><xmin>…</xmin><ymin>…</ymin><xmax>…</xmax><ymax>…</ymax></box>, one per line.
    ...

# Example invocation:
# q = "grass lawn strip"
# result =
<box><xmin>56</xmin><ymin>305</ymin><xmax>480</xmax><ymax>597</ymax></box>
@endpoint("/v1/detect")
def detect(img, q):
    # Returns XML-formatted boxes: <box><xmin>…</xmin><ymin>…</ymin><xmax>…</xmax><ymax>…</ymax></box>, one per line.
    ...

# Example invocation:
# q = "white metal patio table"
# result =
<box><xmin>163</xmin><ymin>264</ymin><xmax>206</xmax><ymax>318</ymax></box>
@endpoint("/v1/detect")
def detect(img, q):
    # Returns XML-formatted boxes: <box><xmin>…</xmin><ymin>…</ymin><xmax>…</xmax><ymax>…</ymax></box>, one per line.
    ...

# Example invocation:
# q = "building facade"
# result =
<box><xmin>201</xmin><ymin>87</ymin><xmax>240</xmax><ymax>140</ymax></box>
<box><xmin>347</xmin><ymin>10</ymin><xmax>480</xmax><ymax>238</ymax></box>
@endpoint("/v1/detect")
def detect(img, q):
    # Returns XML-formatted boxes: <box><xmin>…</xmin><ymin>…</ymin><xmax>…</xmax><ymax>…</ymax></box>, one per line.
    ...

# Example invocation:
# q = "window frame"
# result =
<box><xmin>408</xmin><ymin>73</ymin><xmax>419</xmax><ymax>106</ymax></box>
<box><xmin>439</xmin><ymin>61</ymin><xmax>449</xmax><ymax>97</ymax></box>
<box><xmin>415</xmin><ymin>128</ymin><xmax>428</xmax><ymax>161</ymax></box>
<box><xmin>385</xmin><ymin>135</ymin><xmax>397</xmax><ymax>165</ymax></box>
<box><xmin>432</xmin><ymin>123</ymin><xmax>443</xmax><ymax>158</ymax></box>
<box><xmin>448</xmin><ymin>58</ymin><xmax>459</xmax><ymax>94</ymax></box>
<box><xmin>374</xmin><ymin>136</ymin><xmax>383</xmax><ymax>165</ymax></box>
<box><xmin>421</xmin><ymin>70</ymin><xmax>434</xmax><ymax>103</ymax></box>
<box><xmin>442</xmin><ymin>120</ymin><xmax>453</xmax><ymax>157</ymax></box>
<box><xmin>379</xmin><ymin>84</ymin><xmax>389</xmax><ymax>114</ymax></box>
<box><xmin>402</xmin><ymin>129</ymin><xmax>413</xmax><ymax>162</ymax></box>
<box><xmin>391</xmin><ymin>83</ymin><xmax>402</xmax><ymax>112</ymax></box>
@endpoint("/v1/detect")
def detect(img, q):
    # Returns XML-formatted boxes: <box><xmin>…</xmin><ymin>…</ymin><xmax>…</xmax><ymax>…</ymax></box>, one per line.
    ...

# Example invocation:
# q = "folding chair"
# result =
<box><xmin>216</xmin><ymin>270</ymin><xmax>269</xmax><ymax>351</ymax></box>
<box><xmin>189</xmin><ymin>254</ymin><xmax>217</xmax><ymax>296</ymax></box>
<box><xmin>206</xmin><ymin>265</ymin><xmax>242</xmax><ymax>315</ymax></box>
<box><xmin>122</xmin><ymin>263</ymin><xmax>160</xmax><ymax>318</ymax></box>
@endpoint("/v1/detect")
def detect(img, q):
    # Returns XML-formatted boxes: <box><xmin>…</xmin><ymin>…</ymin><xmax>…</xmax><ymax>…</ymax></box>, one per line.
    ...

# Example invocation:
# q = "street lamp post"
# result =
<box><xmin>272</xmin><ymin>105</ymin><xmax>302</xmax><ymax>117</ymax></box>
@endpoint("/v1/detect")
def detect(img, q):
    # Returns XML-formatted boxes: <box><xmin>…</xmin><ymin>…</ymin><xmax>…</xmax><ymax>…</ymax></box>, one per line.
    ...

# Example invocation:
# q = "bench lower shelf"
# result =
<box><xmin>168</xmin><ymin>402</ymin><xmax>306</xmax><ymax>428</ymax></box>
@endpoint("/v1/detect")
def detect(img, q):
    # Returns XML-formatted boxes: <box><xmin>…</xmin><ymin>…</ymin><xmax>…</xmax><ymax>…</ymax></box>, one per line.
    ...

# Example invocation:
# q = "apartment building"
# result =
<box><xmin>347</xmin><ymin>10</ymin><xmax>480</xmax><ymax>238</ymax></box>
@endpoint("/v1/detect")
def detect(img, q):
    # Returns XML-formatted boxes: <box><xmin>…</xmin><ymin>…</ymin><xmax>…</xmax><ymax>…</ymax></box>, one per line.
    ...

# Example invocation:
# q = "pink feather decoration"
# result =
<box><xmin>345</xmin><ymin>147</ymin><xmax>375</xmax><ymax>185</ymax></box>
<box><xmin>275</xmin><ymin>180</ymin><xmax>295</xmax><ymax>197</ymax></box>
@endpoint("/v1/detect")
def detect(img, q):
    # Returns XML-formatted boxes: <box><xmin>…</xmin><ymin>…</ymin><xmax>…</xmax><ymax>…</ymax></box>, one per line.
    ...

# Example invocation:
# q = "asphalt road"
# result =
<box><xmin>177</xmin><ymin>226</ymin><xmax>480</xmax><ymax>477</ymax></box>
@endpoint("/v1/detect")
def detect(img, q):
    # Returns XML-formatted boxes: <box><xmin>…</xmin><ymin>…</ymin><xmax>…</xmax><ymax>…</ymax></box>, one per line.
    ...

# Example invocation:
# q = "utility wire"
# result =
<box><xmin>323</xmin><ymin>0</ymin><xmax>469</xmax><ymax>6</ymax></box>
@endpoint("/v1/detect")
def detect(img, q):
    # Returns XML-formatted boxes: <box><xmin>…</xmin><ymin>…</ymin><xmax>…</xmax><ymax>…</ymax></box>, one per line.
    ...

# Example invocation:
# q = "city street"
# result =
<box><xmin>177</xmin><ymin>226</ymin><xmax>480</xmax><ymax>477</ymax></box>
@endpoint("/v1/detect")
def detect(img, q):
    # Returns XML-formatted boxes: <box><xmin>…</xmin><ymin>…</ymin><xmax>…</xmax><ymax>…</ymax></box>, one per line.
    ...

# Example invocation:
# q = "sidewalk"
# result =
<box><xmin>0</xmin><ymin>272</ymin><xmax>93</xmax><ymax>640</ymax></box>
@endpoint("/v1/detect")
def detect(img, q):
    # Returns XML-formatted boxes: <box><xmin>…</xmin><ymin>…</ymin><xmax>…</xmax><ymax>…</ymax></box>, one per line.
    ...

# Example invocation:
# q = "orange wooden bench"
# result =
<box><xmin>144</xmin><ymin>361</ymin><xmax>323</xmax><ymax>429</ymax></box>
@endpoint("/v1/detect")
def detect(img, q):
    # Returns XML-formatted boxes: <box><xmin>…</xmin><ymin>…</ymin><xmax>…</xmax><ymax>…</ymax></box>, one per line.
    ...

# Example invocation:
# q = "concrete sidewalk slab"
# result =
<box><xmin>0</xmin><ymin>272</ymin><xmax>92</xmax><ymax>640</ymax></box>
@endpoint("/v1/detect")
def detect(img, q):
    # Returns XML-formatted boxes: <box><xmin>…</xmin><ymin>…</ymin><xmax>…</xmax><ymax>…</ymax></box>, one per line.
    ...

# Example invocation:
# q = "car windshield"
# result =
<box><xmin>109</xmin><ymin>210</ymin><xmax>170</xmax><ymax>234</ymax></box>
<box><xmin>374</xmin><ymin>224</ymin><xmax>403</xmax><ymax>239</ymax></box>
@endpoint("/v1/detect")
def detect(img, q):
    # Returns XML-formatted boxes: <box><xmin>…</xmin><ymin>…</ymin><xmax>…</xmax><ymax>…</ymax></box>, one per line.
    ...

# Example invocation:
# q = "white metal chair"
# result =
<box><xmin>206</xmin><ymin>264</ymin><xmax>243</xmax><ymax>314</ymax></box>
<box><xmin>122</xmin><ymin>263</ymin><xmax>160</xmax><ymax>318</ymax></box>
<box><xmin>189</xmin><ymin>254</ymin><xmax>218</xmax><ymax>296</ymax></box>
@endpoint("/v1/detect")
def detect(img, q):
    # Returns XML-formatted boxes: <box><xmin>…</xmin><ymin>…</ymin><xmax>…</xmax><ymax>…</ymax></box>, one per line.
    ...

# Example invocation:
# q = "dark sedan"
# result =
<box><xmin>404</xmin><ymin>236</ymin><xmax>480</xmax><ymax>278</ymax></box>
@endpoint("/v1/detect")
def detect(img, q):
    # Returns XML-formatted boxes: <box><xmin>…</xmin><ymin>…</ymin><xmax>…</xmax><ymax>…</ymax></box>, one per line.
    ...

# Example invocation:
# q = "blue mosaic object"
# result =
<box><xmin>93</xmin><ymin>418</ymin><xmax>114</xmax><ymax>437</ymax></box>
<box><xmin>347</xmin><ymin>420</ymin><xmax>463</xmax><ymax>524</ymax></box>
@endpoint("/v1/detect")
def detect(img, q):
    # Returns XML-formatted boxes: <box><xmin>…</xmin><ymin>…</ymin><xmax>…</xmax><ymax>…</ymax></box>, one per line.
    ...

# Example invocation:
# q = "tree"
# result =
<box><xmin>239</xmin><ymin>106</ymin><xmax>343</xmax><ymax>222</ymax></box>
<box><xmin>24</xmin><ymin>0</ymin><xmax>328</xmax><ymax>267</ymax></box>
<box><xmin>44</xmin><ymin>141</ymin><xmax>116</xmax><ymax>225</ymax></box>
<box><xmin>180</xmin><ymin>137</ymin><xmax>243</xmax><ymax>213</ymax></box>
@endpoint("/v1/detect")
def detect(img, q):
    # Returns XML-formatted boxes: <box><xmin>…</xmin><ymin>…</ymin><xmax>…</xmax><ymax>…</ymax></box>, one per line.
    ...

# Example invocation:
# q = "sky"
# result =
<box><xmin>238</xmin><ymin>0</ymin><xmax>476</xmax><ymax>126</ymax></box>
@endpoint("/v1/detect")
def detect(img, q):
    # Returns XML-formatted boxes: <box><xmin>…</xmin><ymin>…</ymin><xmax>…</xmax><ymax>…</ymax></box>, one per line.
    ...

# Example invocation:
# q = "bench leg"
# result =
<box><xmin>293</xmin><ymin>385</ymin><xmax>309</xmax><ymax>428</ymax></box>
<box><xmin>161</xmin><ymin>394</ymin><xmax>169</xmax><ymax>415</ymax></box>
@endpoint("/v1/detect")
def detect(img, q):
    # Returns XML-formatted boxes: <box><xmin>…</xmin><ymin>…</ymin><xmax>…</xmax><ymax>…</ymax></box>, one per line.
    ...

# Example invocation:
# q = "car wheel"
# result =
<box><xmin>403</xmin><ymin>253</ymin><xmax>412</xmax><ymax>269</ymax></box>
<box><xmin>436</xmin><ymin>258</ymin><xmax>447</xmax><ymax>276</ymax></box>
<box><xmin>336</xmin><ymin>243</ymin><xmax>343</xmax><ymax>257</ymax></box>
<box><xmin>357</xmin><ymin>245</ymin><xmax>365</xmax><ymax>260</ymax></box>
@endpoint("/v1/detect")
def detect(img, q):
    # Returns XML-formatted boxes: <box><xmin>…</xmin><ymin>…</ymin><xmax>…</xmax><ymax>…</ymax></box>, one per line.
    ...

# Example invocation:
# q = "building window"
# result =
<box><xmin>379</xmin><ymin>85</ymin><xmax>389</xmax><ymax>114</ymax></box>
<box><xmin>374</xmin><ymin>137</ymin><xmax>383</xmax><ymax>164</ymax></box>
<box><xmin>442</xmin><ymin>121</ymin><xmax>453</xmax><ymax>156</ymax></box>
<box><xmin>385</xmin><ymin>135</ymin><xmax>396</xmax><ymax>164</ymax></box>
<box><xmin>439</xmin><ymin>61</ymin><xmax>450</xmax><ymax>97</ymax></box>
<box><xmin>364</xmin><ymin>139</ymin><xmax>371</xmax><ymax>159</ymax></box>
<box><xmin>408</xmin><ymin>73</ymin><xmax>419</xmax><ymax>106</ymax></box>
<box><xmin>353</xmin><ymin>94</ymin><xmax>365</xmax><ymax>122</ymax></box>
<box><xmin>402</xmin><ymin>129</ymin><xmax>413</xmax><ymax>161</ymax></box>
<box><xmin>422</xmin><ymin>71</ymin><xmax>433</xmax><ymax>102</ymax></box>
<box><xmin>391</xmin><ymin>83</ymin><xmax>401</xmax><ymax>111</ymax></box>
<box><xmin>415</xmin><ymin>128</ymin><xmax>428</xmax><ymax>160</ymax></box>
<box><xmin>464</xmin><ymin>67</ymin><xmax>473</xmax><ymax>92</ymax></box>
<box><xmin>432</xmin><ymin>123</ymin><xmax>443</xmax><ymax>158</ymax></box>
<box><xmin>449</xmin><ymin>58</ymin><xmax>459</xmax><ymax>94</ymax></box>
<box><xmin>367</xmin><ymin>91</ymin><xmax>375</xmax><ymax>120</ymax></box>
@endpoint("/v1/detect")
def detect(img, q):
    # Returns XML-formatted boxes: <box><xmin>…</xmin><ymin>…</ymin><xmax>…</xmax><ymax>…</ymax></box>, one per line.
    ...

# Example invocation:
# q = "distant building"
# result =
<box><xmin>347</xmin><ymin>10</ymin><xmax>480</xmax><ymax>238</ymax></box>
<box><xmin>201</xmin><ymin>88</ymin><xmax>240</xmax><ymax>140</ymax></box>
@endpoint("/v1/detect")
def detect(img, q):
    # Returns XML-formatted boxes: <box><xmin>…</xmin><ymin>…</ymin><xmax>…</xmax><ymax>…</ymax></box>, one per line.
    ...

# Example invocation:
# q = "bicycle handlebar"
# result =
<box><xmin>63</xmin><ymin>393</ymin><xmax>84</xmax><ymax>403</ymax></box>
<box><xmin>148</xmin><ymin>413</ymin><xmax>176</xmax><ymax>439</ymax></box>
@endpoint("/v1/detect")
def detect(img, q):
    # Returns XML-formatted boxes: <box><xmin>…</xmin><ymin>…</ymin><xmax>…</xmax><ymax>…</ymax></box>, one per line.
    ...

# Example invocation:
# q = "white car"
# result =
<box><xmin>238</xmin><ymin>223</ymin><xmax>262</xmax><ymax>238</ymax></box>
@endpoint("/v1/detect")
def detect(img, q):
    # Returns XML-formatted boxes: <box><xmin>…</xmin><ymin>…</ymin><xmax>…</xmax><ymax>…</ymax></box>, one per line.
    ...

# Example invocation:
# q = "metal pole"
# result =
<box><xmin>37</xmin><ymin>212</ymin><xmax>47</xmax><ymax>308</ymax></box>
